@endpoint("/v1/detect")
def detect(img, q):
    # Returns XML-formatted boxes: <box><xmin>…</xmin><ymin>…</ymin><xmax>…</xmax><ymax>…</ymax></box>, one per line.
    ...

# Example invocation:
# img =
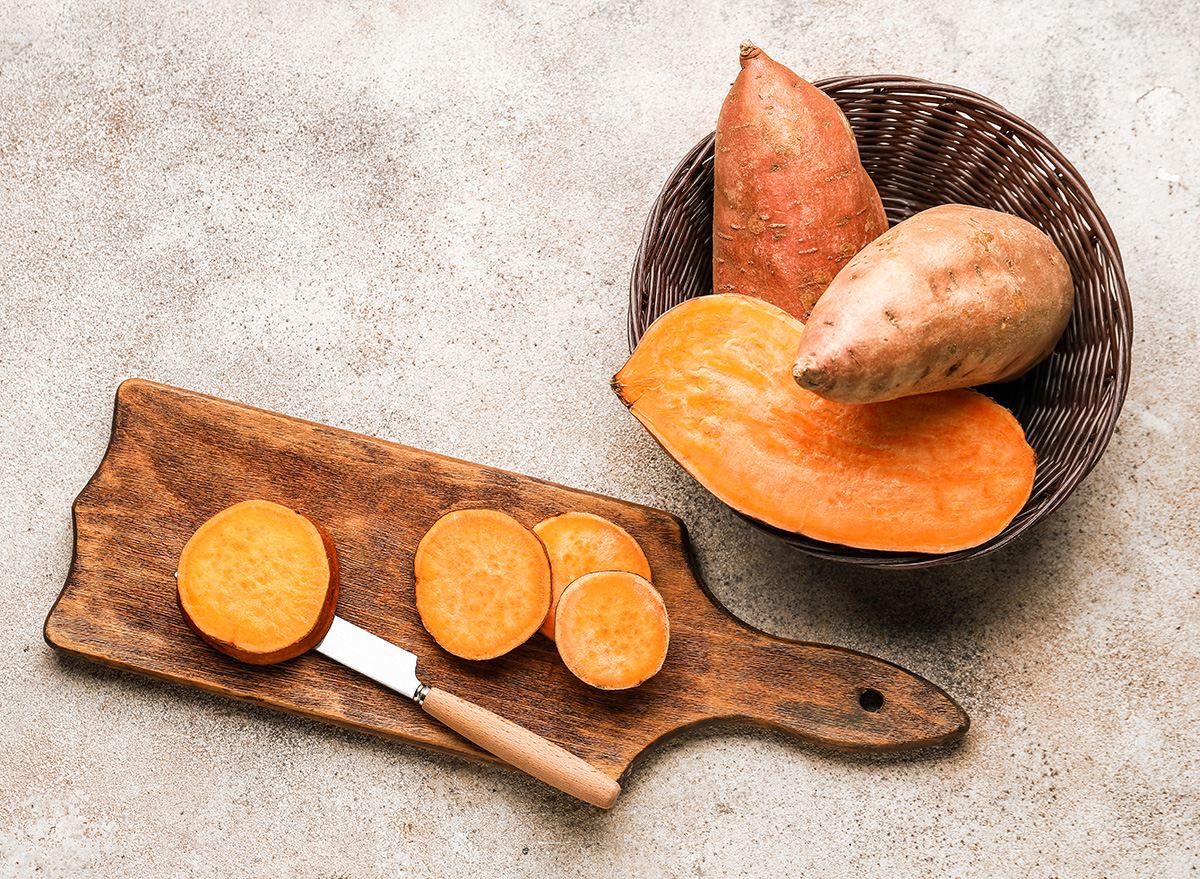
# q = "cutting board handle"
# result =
<box><xmin>692</xmin><ymin>599</ymin><xmax>969</xmax><ymax>751</ymax></box>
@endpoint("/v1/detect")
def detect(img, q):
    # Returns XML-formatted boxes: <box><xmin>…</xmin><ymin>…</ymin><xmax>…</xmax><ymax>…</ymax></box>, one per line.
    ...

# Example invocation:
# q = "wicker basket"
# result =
<box><xmin>628</xmin><ymin>76</ymin><xmax>1132</xmax><ymax>569</ymax></box>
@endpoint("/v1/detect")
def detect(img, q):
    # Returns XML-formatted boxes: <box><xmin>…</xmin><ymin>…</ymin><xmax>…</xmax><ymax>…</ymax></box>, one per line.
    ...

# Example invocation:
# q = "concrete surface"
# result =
<box><xmin>1</xmin><ymin>0</ymin><xmax>1196</xmax><ymax>876</ymax></box>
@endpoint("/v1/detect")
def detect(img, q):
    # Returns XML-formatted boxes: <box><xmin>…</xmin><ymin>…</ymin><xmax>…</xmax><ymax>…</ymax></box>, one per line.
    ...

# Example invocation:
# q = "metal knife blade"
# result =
<box><xmin>314</xmin><ymin>615</ymin><xmax>425</xmax><ymax>702</ymax></box>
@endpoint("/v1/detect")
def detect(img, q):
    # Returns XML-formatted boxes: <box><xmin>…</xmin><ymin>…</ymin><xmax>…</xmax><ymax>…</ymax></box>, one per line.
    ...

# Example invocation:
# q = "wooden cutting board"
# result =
<box><xmin>45</xmin><ymin>379</ymin><xmax>968</xmax><ymax>785</ymax></box>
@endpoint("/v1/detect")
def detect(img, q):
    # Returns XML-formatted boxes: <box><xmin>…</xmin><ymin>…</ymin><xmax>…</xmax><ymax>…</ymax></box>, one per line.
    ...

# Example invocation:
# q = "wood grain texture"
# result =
<box><xmin>44</xmin><ymin>379</ymin><xmax>968</xmax><ymax>783</ymax></box>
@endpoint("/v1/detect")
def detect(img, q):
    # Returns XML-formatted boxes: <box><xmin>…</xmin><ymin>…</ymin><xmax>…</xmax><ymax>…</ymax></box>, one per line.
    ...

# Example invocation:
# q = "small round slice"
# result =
<box><xmin>176</xmin><ymin>499</ymin><xmax>339</xmax><ymax>665</ymax></box>
<box><xmin>555</xmin><ymin>571</ymin><xmax>669</xmax><ymax>690</ymax></box>
<box><xmin>533</xmin><ymin>511</ymin><xmax>652</xmax><ymax>641</ymax></box>
<box><xmin>414</xmin><ymin>509</ymin><xmax>551</xmax><ymax>661</ymax></box>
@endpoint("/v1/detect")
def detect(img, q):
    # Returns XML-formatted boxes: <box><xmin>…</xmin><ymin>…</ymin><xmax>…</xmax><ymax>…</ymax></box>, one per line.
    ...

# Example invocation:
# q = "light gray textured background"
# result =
<box><xmin>2</xmin><ymin>1</ymin><xmax>1196</xmax><ymax>876</ymax></box>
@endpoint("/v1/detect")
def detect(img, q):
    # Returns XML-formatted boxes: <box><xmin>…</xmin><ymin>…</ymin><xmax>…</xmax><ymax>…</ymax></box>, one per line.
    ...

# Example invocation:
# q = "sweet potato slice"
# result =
<box><xmin>176</xmin><ymin>499</ymin><xmax>339</xmax><ymax>664</ymax></box>
<box><xmin>533</xmin><ymin>512</ymin><xmax>652</xmax><ymax>641</ymax></box>
<box><xmin>554</xmin><ymin>571</ymin><xmax>669</xmax><ymax>690</ymax></box>
<box><xmin>613</xmin><ymin>294</ymin><xmax>1036</xmax><ymax>554</ymax></box>
<box><xmin>414</xmin><ymin>509</ymin><xmax>552</xmax><ymax>660</ymax></box>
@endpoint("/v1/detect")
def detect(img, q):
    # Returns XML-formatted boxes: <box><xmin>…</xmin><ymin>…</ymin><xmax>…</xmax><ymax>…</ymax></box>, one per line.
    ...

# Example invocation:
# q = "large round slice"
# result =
<box><xmin>414</xmin><ymin>509</ymin><xmax>552</xmax><ymax>660</ymax></box>
<box><xmin>533</xmin><ymin>511</ymin><xmax>652</xmax><ymax>641</ymax></box>
<box><xmin>176</xmin><ymin>499</ymin><xmax>339</xmax><ymax>664</ymax></box>
<box><xmin>555</xmin><ymin>571</ymin><xmax>669</xmax><ymax>690</ymax></box>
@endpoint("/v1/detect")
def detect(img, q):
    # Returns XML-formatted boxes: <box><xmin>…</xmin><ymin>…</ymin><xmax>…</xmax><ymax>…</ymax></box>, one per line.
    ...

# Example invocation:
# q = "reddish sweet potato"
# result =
<box><xmin>554</xmin><ymin>571</ymin><xmax>669</xmax><ymax>691</ymax></box>
<box><xmin>713</xmin><ymin>41</ymin><xmax>888</xmax><ymax>321</ymax></box>
<box><xmin>613</xmin><ymin>294</ymin><xmax>1036</xmax><ymax>554</ymax></box>
<box><xmin>414</xmin><ymin>509</ymin><xmax>551</xmax><ymax>661</ymax></box>
<box><xmin>176</xmin><ymin>499</ymin><xmax>339</xmax><ymax>664</ymax></box>
<box><xmin>793</xmin><ymin>204</ymin><xmax>1075</xmax><ymax>404</ymax></box>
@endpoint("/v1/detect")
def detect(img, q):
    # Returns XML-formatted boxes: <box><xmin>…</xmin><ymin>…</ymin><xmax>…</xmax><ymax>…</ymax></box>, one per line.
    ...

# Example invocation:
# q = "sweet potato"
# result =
<box><xmin>713</xmin><ymin>41</ymin><xmax>888</xmax><ymax>321</ymax></box>
<box><xmin>176</xmin><ymin>499</ymin><xmax>339</xmax><ymax>664</ymax></box>
<box><xmin>533</xmin><ymin>512</ymin><xmax>652</xmax><ymax>641</ymax></box>
<box><xmin>414</xmin><ymin>509</ymin><xmax>552</xmax><ymax>660</ymax></box>
<box><xmin>554</xmin><ymin>571</ymin><xmax>669</xmax><ymax>690</ymax></box>
<box><xmin>793</xmin><ymin>204</ymin><xmax>1075</xmax><ymax>404</ymax></box>
<box><xmin>613</xmin><ymin>294</ymin><xmax>1036</xmax><ymax>554</ymax></box>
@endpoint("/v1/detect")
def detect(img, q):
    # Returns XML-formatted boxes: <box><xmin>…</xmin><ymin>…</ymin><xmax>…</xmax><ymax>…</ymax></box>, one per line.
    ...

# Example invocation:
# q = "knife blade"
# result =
<box><xmin>315</xmin><ymin>615</ymin><xmax>620</xmax><ymax>808</ymax></box>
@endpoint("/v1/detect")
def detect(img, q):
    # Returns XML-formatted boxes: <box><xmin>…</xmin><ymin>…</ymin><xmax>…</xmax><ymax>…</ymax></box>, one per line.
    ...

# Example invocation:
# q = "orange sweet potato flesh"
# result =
<box><xmin>415</xmin><ymin>509</ymin><xmax>552</xmax><ymax>661</ymax></box>
<box><xmin>554</xmin><ymin>571</ymin><xmax>669</xmax><ymax>691</ymax></box>
<box><xmin>176</xmin><ymin>499</ymin><xmax>339</xmax><ymax>664</ymax></box>
<box><xmin>713</xmin><ymin>41</ymin><xmax>888</xmax><ymax>321</ymax></box>
<box><xmin>533</xmin><ymin>512</ymin><xmax>652</xmax><ymax>641</ymax></box>
<box><xmin>613</xmin><ymin>294</ymin><xmax>1036</xmax><ymax>555</ymax></box>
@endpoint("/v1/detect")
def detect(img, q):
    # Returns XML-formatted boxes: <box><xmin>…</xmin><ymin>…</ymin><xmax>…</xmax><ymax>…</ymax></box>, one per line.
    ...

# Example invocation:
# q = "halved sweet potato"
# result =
<box><xmin>414</xmin><ymin>509</ymin><xmax>552</xmax><ymax>660</ymax></box>
<box><xmin>613</xmin><ymin>294</ymin><xmax>1036</xmax><ymax>554</ymax></box>
<box><xmin>533</xmin><ymin>512</ymin><xmax>652</xmax><ymax>641</ymax></box>
<box><xmin>176</xmin><ymin>499</ymin><xmax>339</xmax><ymax>664</ymax></box>
<box><xmin>555</xmin><ymin>571</ymin><xmax>669</xmax><ymax>690</ymax></box>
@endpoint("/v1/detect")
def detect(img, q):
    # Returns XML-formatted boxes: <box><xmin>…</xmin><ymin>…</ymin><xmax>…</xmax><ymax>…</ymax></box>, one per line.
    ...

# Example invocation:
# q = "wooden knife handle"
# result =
<box><xmin>421</xmin><ymin>687</ymin><xmax>621</xmax><ymax>809</ymax></box>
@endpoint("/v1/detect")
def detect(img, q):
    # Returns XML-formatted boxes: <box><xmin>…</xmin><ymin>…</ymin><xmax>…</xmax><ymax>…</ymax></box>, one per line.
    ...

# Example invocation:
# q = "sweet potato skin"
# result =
<box><xmin>793</xmin><ymin>204</ymin><xmax>1075</xmax><ymax>404</ymax></box>
<box><xmin>614</xmin><ymin>294</ymin><xmax>1036</xmax><ymax>555</ymax></box>
<box><xmin>713</xmin><ymin>42</ymin><xmax>887</xmax><ymax>321</ymax></box>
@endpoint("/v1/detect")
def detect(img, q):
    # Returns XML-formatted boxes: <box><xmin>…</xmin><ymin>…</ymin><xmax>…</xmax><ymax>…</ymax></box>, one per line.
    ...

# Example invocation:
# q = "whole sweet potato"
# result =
<box><xmin>792</xmin><ymin>204</ymin><xmax>1074</xmax><ymax>404</ymax></box>
<box><xmin>713</xmin><ymin>42</ymin><xmax>887</xmax><ymax>321</ymax></box>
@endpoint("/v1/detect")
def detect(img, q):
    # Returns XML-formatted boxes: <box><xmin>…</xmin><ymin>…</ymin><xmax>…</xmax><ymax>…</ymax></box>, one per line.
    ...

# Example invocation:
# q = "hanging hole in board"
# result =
<box><xmin>859</xmin><ymin>688</ymin><xmax>885</xmax><ymax>713</ymax></box>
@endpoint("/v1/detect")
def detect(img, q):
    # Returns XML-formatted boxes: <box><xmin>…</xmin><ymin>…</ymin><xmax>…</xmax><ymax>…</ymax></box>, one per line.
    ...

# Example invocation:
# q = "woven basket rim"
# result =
<box><xmin>814</xmin><ymin>73</ymin><xmax>1129</xmax><ymax>274</ymax></box>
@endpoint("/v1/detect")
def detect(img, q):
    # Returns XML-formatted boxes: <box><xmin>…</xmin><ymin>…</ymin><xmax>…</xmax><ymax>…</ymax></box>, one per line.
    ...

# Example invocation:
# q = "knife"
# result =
<box><xmin>314</xmin><ymin>615</ymin><xmax>620</xmax><ymax>809</ymax></box>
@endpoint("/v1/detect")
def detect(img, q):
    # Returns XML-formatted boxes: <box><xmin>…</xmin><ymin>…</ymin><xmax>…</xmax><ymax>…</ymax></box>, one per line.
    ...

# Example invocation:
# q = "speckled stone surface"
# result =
<box><xmin>2</xmin><ymin>1</ymin><xmax>1197</xmax><ymax>876</ymax></box>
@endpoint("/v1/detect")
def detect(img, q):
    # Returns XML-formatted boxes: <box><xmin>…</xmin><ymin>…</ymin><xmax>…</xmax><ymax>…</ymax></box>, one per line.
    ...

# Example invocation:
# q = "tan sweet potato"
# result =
<box><xmin>533</xmin><ymin>512</ymin><xmax>652</xmax><ymax>641</ymax></box>
<box><xmin>176</xmin><ymin>499</ymin><xmax>339</xmax><ymax>665</ymax></box>
<box><xmin>713</xmin><ymin>41</ymin><xmax>888</xmax><ymax>321</ymax></box>
<box><xmin>613</xmin><ymin>294</ymin><xmax>1036</xmax><ymax>554</ymax></box>
<box><xmin>554</xmin><ymin>571</ymin><xmax>669</xmax><ymax>691</ymax></box>
<box><xmin>414</xmin><ymin>509</ymin><xmax>552</xmax><ymax>661</ymax></box>
<box><xmin>793</xmin><ymin>204</ymin><xmax>1075</xmax><ymax>404</ymax></box>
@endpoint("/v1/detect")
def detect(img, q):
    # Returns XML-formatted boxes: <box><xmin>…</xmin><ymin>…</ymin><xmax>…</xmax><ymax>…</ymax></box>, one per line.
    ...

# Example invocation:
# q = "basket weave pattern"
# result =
<box><xmin>628</xmin><ymin>76</ymin><xmax>1132</xmax><ymax>568</ymax></box>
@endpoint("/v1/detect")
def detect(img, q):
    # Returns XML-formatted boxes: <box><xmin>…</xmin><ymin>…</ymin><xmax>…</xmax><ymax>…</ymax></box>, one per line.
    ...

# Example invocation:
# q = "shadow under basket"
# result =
<box><xmin>628</xmin><ymin>75</ymin><xmax>1132</xmax><ymax>569</ymax></box>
